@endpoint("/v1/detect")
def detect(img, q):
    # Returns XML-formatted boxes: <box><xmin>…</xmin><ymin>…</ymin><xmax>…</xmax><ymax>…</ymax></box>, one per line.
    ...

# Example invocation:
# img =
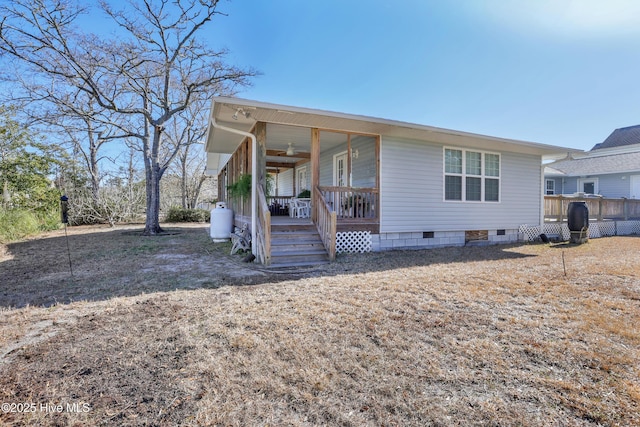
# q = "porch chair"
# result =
<box><xmin>230</xmin><ymin>224</ymin><xmax>251</xmax><ymax>255</ymax></box>
<box><xmin>290</xmin><ymin>198</ymin><xmax>310</xmax><ymax>218</ymax></box>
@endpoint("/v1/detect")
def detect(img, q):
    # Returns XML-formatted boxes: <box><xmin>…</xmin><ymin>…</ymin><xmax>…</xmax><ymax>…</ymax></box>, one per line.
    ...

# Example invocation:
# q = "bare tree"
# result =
<box><xmin>0</xmin><ymin>0</ymin><xmax>257</xmax><ymax>234</ymax></box>
<box><xmin>163</xmin><ymin>99</ymin><xmax>209</xmax><ymax>209</ymax></box>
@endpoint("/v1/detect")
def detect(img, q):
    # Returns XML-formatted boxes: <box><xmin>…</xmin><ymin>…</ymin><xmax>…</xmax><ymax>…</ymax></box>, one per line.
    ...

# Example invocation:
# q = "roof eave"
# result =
<box><xmin>206</xmin><ymin>96</ymin><xmax>580</xmax><ymax>159</ymax></box>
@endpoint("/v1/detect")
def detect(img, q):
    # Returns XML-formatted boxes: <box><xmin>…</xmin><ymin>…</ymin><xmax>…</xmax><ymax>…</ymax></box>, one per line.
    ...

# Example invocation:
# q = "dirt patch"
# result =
<box><xmin>0</xmin><ymin>223</ymin><xmax>271</xmax><ymax>308</ymax></box>
<box><xmin>0</xmin><ymin>227</ymin><xmax>639</xmax><ymax>425</ymax></box>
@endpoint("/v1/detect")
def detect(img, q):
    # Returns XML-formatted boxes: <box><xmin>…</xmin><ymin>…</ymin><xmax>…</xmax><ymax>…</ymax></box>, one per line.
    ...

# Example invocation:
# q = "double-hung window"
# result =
<box><xmin>444</xmin><ymin>148</ymin><xmax>500</xmax><ymax>202</ymax></box>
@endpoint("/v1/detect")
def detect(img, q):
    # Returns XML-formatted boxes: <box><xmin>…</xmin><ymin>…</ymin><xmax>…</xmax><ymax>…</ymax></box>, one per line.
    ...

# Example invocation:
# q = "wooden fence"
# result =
<box><xmin>544</xmin><ymin>195</ymin><xmax>640</xmax><ymax>222</ymax></box>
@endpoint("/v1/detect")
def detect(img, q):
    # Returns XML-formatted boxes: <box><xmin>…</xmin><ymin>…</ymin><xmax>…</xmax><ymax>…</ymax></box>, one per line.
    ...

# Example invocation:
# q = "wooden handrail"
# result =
<box><xmin>314</xmin><ymin>185</ymin><xmax>336</xmax><ymax>261</ymax></box>
<box><xmin>318</xmin><ymin>186</ymin><xmax>378</xmax><ymax>220</ymax></box>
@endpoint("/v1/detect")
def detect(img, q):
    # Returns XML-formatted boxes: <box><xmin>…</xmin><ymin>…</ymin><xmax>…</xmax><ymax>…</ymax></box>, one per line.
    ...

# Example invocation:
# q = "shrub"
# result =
<box><xmin>165</xmin><ymin>206</ymin><xmax>210</xmax><ymax>223</ymax></box>
<box><xmin>38</xmin><ymin>210</ymin><xmax>62</xmax><ymax>232</ymax></box>
<box><xmin>0</xmin><ymin>209</ymin><xmax>41</xmax><ymax>243</ymax></box>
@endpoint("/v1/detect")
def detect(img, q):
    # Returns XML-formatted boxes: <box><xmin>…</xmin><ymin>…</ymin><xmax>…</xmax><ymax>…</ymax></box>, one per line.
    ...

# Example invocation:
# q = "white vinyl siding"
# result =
<box><xmin>275</xmin><ymin>168</ymin><xmax>294</xmax><ymax>196</ymax></box>
<box><xmin>444</xmin><ymin>147</ymin><xmax>501</xmax><ymax>202</ymax></box>
<box><xmin>380</xmin><ymin>137</ymin><xmax>542</xmax><ymax>233</ymax></box>
<box><xmin>598</xmin><ymin>174</ymin><xmax>628</xmax><ymax>198</ymax></box>
<box><xmin>548</xmin><ymin>174</ymin><xmax>635</xmax><ymax>198</ymax></box>
<box><xmin>319</xmin><ymin>135</ymin><xmax>377</xmax><ymax>188</ymax></box>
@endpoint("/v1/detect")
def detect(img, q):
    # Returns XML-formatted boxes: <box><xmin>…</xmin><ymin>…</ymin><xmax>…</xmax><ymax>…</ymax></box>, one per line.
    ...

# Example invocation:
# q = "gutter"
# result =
<box><xmin>209</xmin><ymin>115</ymin><xmax>257</xmax><ymax>258</ymax></box>
<box><xmin>540</xmin><ymin>163</ymin><xmax>545</xmax><ymax>230</ymax></box>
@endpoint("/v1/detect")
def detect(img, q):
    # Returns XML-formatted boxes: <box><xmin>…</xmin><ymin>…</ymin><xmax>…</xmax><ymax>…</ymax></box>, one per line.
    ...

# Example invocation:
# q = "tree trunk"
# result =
<box><xmin>144</xmin><ymin>162</ymin><xmax>163</xmax><ymax>235</ymax></box>
<box><xmin>189</xmin><ymin>173</ymin><xmax>207</xmax><ymax>209</ymax></box>
<box><xmin>90</xmin><ymin>145</ymin><xmax>100</xmax><ymax>206</ymax></box>
<box><xmin>181</xmin><ymin>151</ymin><xmax>188</xmax><ymax>209</ymax></box>
<box><xmin>143</xmin><ymin>127</ymin><xmax>164</xmax><ymax>235</ymax></box>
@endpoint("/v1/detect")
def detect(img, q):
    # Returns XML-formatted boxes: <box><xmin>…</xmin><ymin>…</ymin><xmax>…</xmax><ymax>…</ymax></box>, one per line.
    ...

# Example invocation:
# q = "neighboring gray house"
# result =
<box><xmin>544</xmin><ymin>125</ymin><xmax>640</xmax><ymax>199</ymax></box>
<box><xmin>205</xmin><ymin>97</ymin><xmax>574</xmax><ymax>265</ymax></box>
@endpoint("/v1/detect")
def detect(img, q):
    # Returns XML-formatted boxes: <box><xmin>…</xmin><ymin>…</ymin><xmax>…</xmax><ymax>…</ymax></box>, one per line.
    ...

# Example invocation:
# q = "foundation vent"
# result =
<box><xmin>465</xmin><ymin>230</ymin><xmax>488</xmax><ymax>242</ymax></box>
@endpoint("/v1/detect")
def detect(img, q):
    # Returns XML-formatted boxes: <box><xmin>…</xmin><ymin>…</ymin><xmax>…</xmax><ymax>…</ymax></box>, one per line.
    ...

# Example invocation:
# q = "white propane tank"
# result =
<box><xmin>210</xmin><ymin>202</ymin><xmax>234</xmax><ymax>242</ymax></box>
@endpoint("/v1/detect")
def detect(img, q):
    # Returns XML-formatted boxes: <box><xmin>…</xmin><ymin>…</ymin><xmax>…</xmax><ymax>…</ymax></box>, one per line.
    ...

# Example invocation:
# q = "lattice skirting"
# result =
<box><xmin>337</xmin><ymin>231</ymin><xmax>372</xmax><ymax>253</ymax></box>
<box><xmin>519</xmin><ymin>221</ymin><xmax>640</xmax><ymax>242</ymax></box>
<box><xmin>617</xmin><ymin>221</ymin><xmax>640</xmax><ymax>236</ymax></box>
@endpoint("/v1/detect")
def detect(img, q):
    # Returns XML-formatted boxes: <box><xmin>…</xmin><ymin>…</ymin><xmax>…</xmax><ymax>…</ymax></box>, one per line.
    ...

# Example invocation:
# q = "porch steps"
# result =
<box><xmin>270</xmin><ymin>222</ymin><xmax>330</xmax><ymax>268</ymax></box>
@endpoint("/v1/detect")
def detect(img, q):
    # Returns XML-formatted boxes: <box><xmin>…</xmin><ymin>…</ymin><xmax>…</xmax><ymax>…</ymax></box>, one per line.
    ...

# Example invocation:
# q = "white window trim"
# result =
<box><xmin>443</xmin><ymin>147</ymin><xmax>501</xmax><ymax>203</ymax></box>
<box><xmin>631</xmin><ymin>175</ymin><xmax>640</xmax><ymax>199</ymax></box>
<box><xmin>296</xmin><ymin>165</ymin><xmax>308</xmax><ymax>195</ymax></box>
<box><xmin>577</xmin><ymin>177</ymin><xmax>599</xmax><ymax>195</ymax></box>
<box><xmin>545</xmin><ymin>179</ymin><xmax>556</xmax><ymax>195</ymax></box>
<box><xmin>333</xmin><ymin>150</ymin><xmax>349</xmax><ymax>187</ymax></box>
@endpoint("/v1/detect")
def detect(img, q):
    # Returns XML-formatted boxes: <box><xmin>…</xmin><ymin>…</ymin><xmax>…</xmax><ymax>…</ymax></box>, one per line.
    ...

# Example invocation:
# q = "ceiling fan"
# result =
<box><xmin>286</xmin><ymin>142</ymin><xmax>295</xmax><ymax>156</ymax></box>
<box><xmin>268</xmin><ymin>143</ymin><xmax>297</xmax><ymax>158</ymax></box>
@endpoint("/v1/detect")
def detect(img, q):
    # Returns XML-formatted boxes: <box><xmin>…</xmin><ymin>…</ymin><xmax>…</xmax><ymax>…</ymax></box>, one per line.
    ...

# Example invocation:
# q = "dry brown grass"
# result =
<box><xmin>0</xmin><ymin>225</ymin><xmax>639</xmax><ymax>426</ymax></box>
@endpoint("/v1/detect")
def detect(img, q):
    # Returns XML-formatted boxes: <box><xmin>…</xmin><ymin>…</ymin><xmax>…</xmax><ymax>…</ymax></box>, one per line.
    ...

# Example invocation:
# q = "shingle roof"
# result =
<box><xmin>592</xmin><ymin>125</ymin><xmax>640</xmax><ymax>150</ymax></box>
<box><xmin>546</xmin><ymin>151</ymin><xmax>640</xmax><ymax>176</ymax></box>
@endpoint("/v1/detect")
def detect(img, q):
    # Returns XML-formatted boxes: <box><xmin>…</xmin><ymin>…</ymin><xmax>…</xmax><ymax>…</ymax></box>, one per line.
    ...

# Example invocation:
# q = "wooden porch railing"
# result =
<box><xmin>545</xmin><ymin>195</ymin><xmax>640</xmax><ymax>221</ymax></box>
<box><xmin>266</xmin><ymin>195</ymin><xmax>293</xmax><ymax>216</ymax></box>
<box><xmin>318</xmin><ymin>186</ymin><xmax>378</xmax><ymax>220</ymax></box>
<box><xmin>256</xmin><ymin>185</ymin><xmax>271</xmax><ymax>265</ymax></box>
<box><xmin>314</xmin><ymin>185</ymin><xmax>336</xmax><ymax>261</ymax></box>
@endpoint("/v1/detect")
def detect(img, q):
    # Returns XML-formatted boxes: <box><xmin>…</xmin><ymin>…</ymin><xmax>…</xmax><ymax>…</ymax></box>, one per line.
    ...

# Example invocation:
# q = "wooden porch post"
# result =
<box><xmin>376</xmin><ymin>134</ymin><xmax>381</xmax><ymax>218</ymax></box>
<box><xmin>347</xmin><ymin>134</ymin><xmax>352</xmax><ymax>187</ymax></box>
<box><xmin>311</xmin><ymin>128</ymin><xmax>320</xmax><ymax>222</ymax></box>
<box><xmin>256</xmin><ymin>122</ymin><xmax>267</xmax><ymax>190</ymax></box>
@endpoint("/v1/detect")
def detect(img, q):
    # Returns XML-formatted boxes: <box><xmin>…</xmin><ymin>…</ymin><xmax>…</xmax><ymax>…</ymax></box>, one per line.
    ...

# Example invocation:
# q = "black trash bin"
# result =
<box><xmin>567</xmin><ymin>201</ymin><xmax>589</xmax><ymax>244</ymax></box>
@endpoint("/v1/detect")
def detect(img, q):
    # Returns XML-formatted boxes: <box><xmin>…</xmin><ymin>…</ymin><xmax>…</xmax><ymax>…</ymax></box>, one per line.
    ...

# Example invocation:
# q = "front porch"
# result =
<box><xmin>215</xmin><ymin>120</ymin><xmax>380</xmax><ymax>266</ymax></box>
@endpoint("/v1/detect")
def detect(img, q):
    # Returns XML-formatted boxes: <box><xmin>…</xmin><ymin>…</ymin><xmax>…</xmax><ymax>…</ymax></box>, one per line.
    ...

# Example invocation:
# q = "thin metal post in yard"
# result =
<box><xmin>64</xmin><ymin>223</ymin><xmax>73</xmax><ymax>277</ymax></box>
<box><xmin>60</xmin><ymin>195</ymin><xmax>73</xmax><ymax>277</ymax></box>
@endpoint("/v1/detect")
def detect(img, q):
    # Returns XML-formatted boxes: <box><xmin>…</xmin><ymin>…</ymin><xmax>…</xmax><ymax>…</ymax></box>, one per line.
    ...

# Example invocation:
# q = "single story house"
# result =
<box><xmin>544</xmin><ymin>125</ymin><xmax>640</xmax><ymax>199</ymax></box>
<box><xmin>205</xmin><ymin>97</ymin><xmax>575</xmax><ymax>266</ymax></box>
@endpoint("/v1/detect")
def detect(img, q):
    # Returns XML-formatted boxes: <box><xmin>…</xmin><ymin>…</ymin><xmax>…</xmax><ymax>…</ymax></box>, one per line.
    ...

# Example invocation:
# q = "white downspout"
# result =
<box><xmin>540</xmin><ymin>162</ymin><xmax>545</xmax><ymax>231</ymax></box>
<box><xmin>210</xmin><ymin>116</ymin><xmax>257</xmax><ymax>258</ymax></box>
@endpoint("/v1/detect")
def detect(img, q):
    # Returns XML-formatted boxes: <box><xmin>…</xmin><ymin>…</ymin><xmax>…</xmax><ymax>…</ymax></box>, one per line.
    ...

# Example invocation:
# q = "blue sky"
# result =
<box><xmin>203</xmin><ymin>0</ymin><xmax>640</xmax><ymax>151</ymax></box>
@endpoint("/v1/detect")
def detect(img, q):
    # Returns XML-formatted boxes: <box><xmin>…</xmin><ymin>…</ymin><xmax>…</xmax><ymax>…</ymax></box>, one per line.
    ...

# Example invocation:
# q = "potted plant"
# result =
<box><xmin>227</xmin><ymin>174</ymin><xmax>251</xmax><ymax>199</ymax></box>
<box><xmin>297</xmin><ymin>189</ymin><xmax>310</xmax><ymax>198</ymax></box>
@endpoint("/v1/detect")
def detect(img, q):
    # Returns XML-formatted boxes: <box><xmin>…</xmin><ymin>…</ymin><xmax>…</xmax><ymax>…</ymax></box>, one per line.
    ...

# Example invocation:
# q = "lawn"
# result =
<box><xmin>0</xmin><ymin>224</ymin><xmax>639</xmax><ymax>426</ymax></box>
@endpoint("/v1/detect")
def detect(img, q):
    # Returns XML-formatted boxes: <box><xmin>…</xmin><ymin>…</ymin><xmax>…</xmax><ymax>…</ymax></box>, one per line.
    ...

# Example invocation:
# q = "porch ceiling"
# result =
<box><xmin>205</xmin><ymin>97</ymin><xmax>580</xmax><ymax>172</ymax></box>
